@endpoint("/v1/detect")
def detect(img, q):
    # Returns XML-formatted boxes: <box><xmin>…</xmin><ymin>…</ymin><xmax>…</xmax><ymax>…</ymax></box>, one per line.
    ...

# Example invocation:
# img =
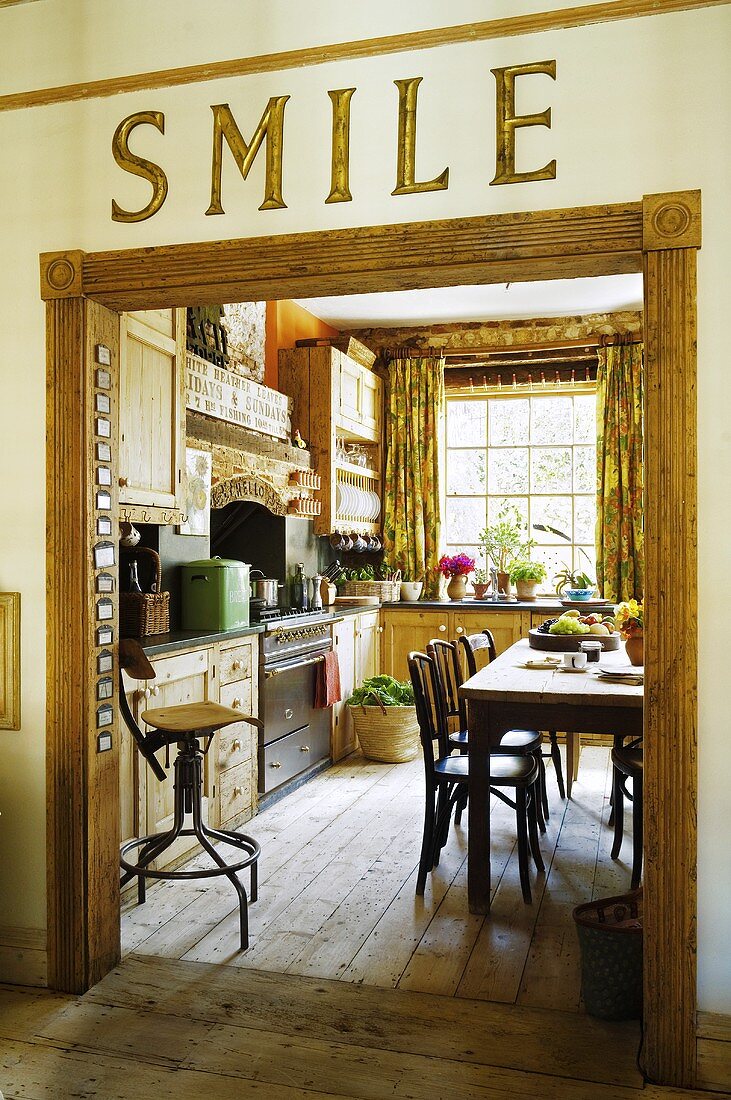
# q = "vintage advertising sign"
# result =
<box><xmin>186</xmin><ymin>353</ymin><xmax>290</xmax><ymax>440</ymax></box>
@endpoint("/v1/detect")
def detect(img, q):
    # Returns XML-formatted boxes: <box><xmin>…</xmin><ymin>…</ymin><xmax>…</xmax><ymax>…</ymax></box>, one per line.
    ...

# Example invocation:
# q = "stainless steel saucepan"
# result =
<box><xmin>249</xmin><ymin>569</ymin><xmax>280</xmax><ymax>607</ymax></box>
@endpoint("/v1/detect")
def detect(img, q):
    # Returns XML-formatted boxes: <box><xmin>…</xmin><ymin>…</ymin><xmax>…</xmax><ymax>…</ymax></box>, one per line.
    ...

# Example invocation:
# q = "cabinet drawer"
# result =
<box><xmin>219</xmin><ymin>641</ymin><xmax>254</xmax><ymax>685</ymax></box>
<box><xmin>217</xmin><ymin>723</ymin><xmax>254</xmax><ymax>772</ymax></box>
<box><xmin>219</xmin><ymin>677</ymin><xmax>255</xmax><ymax>716</ymax></box>
<box><xmin>259</xmin><ymin>723</ymin><xmax>330</xmax><ymax>793</ymax></box>
<box><xmin>218</xmin><ymin>759</ymin><xmax>254</xmax><ymax>825</ymax></box>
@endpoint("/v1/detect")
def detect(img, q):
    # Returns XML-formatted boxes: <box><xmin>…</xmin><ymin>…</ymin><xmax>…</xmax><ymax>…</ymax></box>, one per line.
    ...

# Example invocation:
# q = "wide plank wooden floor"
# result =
<box><xmin>121</xmin><ymin>744</ymin><xmax>636</xmax><ymax>1012</ymax></box>
<box><xmin>0</xmin><ymin>961</ymin><xmax>721</xmax><ymax>1099</ymax></box>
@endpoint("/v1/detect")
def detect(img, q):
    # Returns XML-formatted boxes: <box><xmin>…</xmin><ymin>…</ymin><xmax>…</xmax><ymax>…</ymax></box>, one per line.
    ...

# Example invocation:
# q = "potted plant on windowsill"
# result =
<box><xmin>472</xmin><ymin>567</ymin><xmax>490</xmax><ymax>600</ymax></box>
<box><xmin>509</xmin><ymin>560</ymin><xmax>547</xmax><ymax>601</ymax></box>
<box><xmin>346</xmin><ymin>675</ymin><xmax>420</xmax><ymax>762</ymax></box>
<box><xmin>478</xmin><ymin>505</ymin><xmax>535</xmax><ymax>596</ymax></box>
<box><xmin>438</xmin><ymin>553</ymin><xmax>476</xmax><ymax>602</ymax></box>
<box><xmin>553</xmin><ymin>563</ymin><xmax>596</xmax><ymax>601</ymax></box>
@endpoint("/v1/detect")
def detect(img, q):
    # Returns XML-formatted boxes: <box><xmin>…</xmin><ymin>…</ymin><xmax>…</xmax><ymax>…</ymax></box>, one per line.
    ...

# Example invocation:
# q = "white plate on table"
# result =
<box><xmin>518</xmin><ymin>657</ymin><xmax>560</xmax><ymax>670</ymax></box>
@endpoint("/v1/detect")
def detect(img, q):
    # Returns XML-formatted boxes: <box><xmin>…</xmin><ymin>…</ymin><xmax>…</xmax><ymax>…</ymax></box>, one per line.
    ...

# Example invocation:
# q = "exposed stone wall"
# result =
<box><xmin>348</xmin><ymin>311</ymin><xmax>643</xmax><ymax>355</ymax></box>
<box><xmin>222</xmin><ymin>301</ymin><xmax>266</xmax><ymax>383</ymax></box>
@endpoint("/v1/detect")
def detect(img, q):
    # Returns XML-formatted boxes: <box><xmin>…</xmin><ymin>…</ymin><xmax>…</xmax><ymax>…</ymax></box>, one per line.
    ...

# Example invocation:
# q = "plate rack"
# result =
<box><xmin>335</xmin><ymin>466</ymin><xmax>381</xmax><ymax>535</ymax></box>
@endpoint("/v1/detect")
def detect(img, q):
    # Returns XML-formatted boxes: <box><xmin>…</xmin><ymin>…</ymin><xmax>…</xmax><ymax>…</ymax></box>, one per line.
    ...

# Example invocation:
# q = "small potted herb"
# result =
<box><xmin>472</xmin><ymin>567</ymin><xmax>490</xmax><ymax>600</ymax></box>
<box><xmin>509</xmin><ymin>560</ymin><xmax>547</xmax><ymax>601</ymax></box>
<box><xmin>553</xmin><ymin>562</ymin><xmax>596</xmax><ymax>600</ymax></box>
<box><xmin>347</xmin><ymin>675</ymin><xmax>420</xmax><ymax>762</ymax></box>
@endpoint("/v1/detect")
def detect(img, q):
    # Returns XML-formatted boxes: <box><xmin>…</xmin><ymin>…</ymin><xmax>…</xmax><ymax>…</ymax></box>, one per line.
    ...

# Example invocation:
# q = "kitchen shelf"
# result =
<box><xmin>336</xmin><ymin>461</ymin><xmax>381</xmax><ymax>480</ymax></box>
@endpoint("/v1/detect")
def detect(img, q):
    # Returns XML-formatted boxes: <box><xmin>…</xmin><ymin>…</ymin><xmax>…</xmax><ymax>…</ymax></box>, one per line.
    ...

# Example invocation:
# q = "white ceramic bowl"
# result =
<box><xmin>400</xmin><ymin>581</ymin><xmax>423</xmax><ymax>602</ymax></box>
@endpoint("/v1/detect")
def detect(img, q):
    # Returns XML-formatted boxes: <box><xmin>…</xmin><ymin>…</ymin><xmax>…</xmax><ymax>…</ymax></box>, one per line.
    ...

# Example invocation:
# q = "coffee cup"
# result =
<box><xmin>563</xmin><ymin>651</ymin><xmax>587</xmax><ymax>669</ymax></box>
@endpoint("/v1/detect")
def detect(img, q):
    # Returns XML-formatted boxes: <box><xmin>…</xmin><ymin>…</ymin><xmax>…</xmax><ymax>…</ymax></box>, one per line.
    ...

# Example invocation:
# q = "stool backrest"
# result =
<box><xmin>408</xmin><ymin>651</ymin><xmax>450</xmax><ymax>771</ymax></box>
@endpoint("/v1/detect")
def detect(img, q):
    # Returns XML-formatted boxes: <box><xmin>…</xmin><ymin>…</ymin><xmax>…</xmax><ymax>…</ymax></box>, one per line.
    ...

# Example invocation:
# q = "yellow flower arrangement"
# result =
<box><xmin>614</xmin><ymin>599</ymin><xmax>644</xmax><ymax>638</ymax></box>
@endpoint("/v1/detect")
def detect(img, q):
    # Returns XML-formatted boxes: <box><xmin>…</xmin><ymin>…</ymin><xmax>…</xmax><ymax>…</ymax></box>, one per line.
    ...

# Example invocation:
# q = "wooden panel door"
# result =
<box><xmin>358</xmin><ymin>369</ymin><xmax>381</xmax><ymax>441</ymax></box>
<box><xmin>119</xmin><ymin>307</ymin><xmax>185</xmax><ymax>511</ymax></box>
<box><xmin>338</xmin><ymin>352</ymin><xmax>362</xmax><ymax>429</ymax></box>
<box><xmin>142</xmin><ymin>648</ymin><xmax>213</xmax><ymax>869</ymax></box>
<box><xmin>452</xmin><ymin>610</ymin><xmax>529</xmax><ymax>668</ymax></box>
<box><xmin>355</xmin><ymin>610</ymin><xmax>381</xmax><ymax>684</ymax></box>
<box><xmin>381</xmin><ymin>610</ymin><xmax>451</xmax><ymax>682</ymax></box>
<box><xmin>332</xmin><ymin>616</ymin><xmax>357</xmax><ymax>761</ymax></box>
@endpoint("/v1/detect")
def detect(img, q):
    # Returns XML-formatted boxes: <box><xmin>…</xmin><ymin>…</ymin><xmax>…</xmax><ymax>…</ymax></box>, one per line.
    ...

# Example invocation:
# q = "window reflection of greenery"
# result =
<box><xmin>444</xmin><ymin>390</ymin><xmax>597</xmax><ymax>588</ymax></box>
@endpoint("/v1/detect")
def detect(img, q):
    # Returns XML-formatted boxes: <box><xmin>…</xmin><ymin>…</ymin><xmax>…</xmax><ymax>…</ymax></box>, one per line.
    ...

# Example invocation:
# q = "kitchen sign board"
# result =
<box><xmin>186</xmin><ymin>352</ymin><xmax>290</xmax><ymax>441</ymax></box>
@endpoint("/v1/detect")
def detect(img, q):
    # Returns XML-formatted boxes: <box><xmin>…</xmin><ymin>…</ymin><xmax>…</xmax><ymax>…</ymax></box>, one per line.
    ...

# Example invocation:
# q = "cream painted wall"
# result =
<box><xmin>0</xmin><ymin>5</ymin><xmax>728</xmax><ymax>1008</ymax></box>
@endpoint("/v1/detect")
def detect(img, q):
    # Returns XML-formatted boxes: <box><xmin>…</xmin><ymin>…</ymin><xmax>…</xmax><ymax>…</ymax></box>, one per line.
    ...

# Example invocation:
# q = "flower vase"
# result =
<box><xmin>625</xmin><ymin>634</ymin><xmax>644</xmax><ymax>666</ymax></box>
<box><xmin>447</xmin><ymin>574</ymin><xmax>468</xmax><ymax>601</ymax></box>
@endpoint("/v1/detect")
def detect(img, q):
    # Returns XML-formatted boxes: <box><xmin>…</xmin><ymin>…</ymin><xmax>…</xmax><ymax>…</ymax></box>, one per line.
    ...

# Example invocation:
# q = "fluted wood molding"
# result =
<box><xmin>1</xmin><ymin>1</ymin><xmax>727</xmax><ymax>113</ymax></box>
<box><xmin>642</xmin><ymin>196</ymin><xmax>699</xmax><ymax>1087</ymax></box>
<box><xmin>46</xmin><ymin>297</ymin><xmax>121</xmax><ymax>993</ymax></box>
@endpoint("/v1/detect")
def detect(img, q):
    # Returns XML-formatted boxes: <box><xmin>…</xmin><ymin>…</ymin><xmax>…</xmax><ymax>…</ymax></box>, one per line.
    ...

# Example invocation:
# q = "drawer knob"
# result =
<box><xmin>232</xmin><ymin>739</ymin><xmax>242</xmax><ymax>752</ymax></box>
<box><xmin>456</xmin><ymin>626</ymin><xmax>464</xmax><ymax>634</ymax></box>
<box><xmin>118</xmin><ymin>476</ymin><xmax>128</xmax><ymax>487</ymax></box>
<box><xmin>300</xmin><ymin>745</ymin><xmax>310</xmax><ymax>753</ymax></box>
<box><xmin>439</xmin><ymin>624</ymin><xmax>447</xmax><ymax>632</ymax></box>
<box><xmin>271</xmin><ymin>761</ymin><xmax>282</xmax><ymax>769</ymax></box>
<box><xmin>233</xmin><ymin>786</ymin><xmax>243</xmax><ymax>796</ymax></box>
<box><xmin>233</xmin><ymin>698</ymin><xmax>242</xmax><ymax>708</ymax></box>
<box><xmin>150</xmin><ymin>684</ymin><xmax>160</xmax><ymax>695</ymax></box>
<box><xmin>285</xmin><ymin>708</ymin><xmax>293</xmax><ymax>720</ymax></box>
<box><xmin>378</xmin><ymin>626</ymin><xmax>383</xmax><ymax>633</ymax></box>
<box><xmin>232</xmin><ymin>659</ymin><xmax>243</xmax><ymax>671</ymax></box>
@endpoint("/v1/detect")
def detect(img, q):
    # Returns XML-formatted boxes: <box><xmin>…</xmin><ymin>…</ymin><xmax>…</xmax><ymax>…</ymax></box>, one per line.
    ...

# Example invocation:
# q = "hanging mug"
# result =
<box><xmin>330</xmin><ymin>530</ymin><xmax>344</xmax><ymax>550</ymax></box>
<box><xmin>340</xmin><ymin>533</ymin><xmax>353</xmax><ymax>552</ymax></box>
<box><xmin>351</xmin><ymin>532</ymin><xmax>367</xmax><ymax>553</ymax></box>
<box><xmin>368</xmin><ymin>534</ymin><xmax>382</xmax><ymax>552</ymax></box>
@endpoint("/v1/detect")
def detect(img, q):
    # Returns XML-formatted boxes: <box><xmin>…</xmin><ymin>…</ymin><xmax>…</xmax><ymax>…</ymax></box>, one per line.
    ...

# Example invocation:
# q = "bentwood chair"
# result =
<box><xmin>118</xmin><ymin>639</ymin><xmax>262</xmax><ymax>950</ymax></box>
<box><xmin>459</xmin><ymin>630</ymin><xmax>567</xmax><ymax>807</ymax></box>
<box><xmin>610</xmin><ymin>737</ymin><xmax>644</xmax><ymax>889</ymax></box>
<box><xmin>428</xmin><ymin>635</ymin><xmax>546</xmax><ymax>832</ymax></box>
<box><xmin>408</xmin><ymin>650</ymin><xmax>543</xmax><ymax>904</ymax></box>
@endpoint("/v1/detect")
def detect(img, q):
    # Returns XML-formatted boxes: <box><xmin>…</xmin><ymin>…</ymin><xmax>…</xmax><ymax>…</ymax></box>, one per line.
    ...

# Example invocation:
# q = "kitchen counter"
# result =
<box><xmin>141</xmin><ymin>622</ymin><xmax>265</xmax><ymax>657</ymax></box>
<box><xmin>381</xmin><ymin>598</ymin><xmax>570</xmax><ymax>613</ymax></box>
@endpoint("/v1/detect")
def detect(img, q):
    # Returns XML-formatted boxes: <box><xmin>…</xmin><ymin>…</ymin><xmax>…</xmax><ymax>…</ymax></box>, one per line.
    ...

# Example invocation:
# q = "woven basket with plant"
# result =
<box><xmin>347</xmin><ymin>675</ymin><xmax>420</xmax><ymax>763</ymax></box>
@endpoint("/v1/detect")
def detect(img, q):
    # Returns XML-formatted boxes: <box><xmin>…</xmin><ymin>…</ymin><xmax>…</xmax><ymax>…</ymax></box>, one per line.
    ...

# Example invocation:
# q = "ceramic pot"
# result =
<box><xmin>473</xmin><ymin>583</ymin><xmax>490</xmax><ymax>600</ymax></box>
<box><xmin>447</xmin><ymin>574</ymin><xmax>469</xmax><ymax>601</ymax></box>
<box><xmin>625</xmin><ymin>634</ymin><xmax>644</xmax><ymax>666</ymax></box>
<box><xmin>515</xmin><ymin>579</ymin><xmax>539</xmax><ymax>601</ymax></box>
<box><xmin>496</xmin><ymin>571</ymin><xmax>511</xmax><ymax>596</ymax></box>
<box><xmin>400</xmin><ymin>581</ymin><xmax>423</xmax><ymax>602</ymax></box>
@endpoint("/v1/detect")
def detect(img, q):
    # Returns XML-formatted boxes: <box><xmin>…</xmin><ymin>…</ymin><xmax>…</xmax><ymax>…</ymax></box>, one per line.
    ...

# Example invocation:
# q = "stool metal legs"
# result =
<box><xmin>121</xmin><ymin>736</ymin><xmax>260</xmax><ymax>951</ymax></box>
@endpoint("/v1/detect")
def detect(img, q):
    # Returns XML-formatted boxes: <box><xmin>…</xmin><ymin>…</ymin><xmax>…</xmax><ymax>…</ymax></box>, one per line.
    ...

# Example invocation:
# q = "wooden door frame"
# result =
<box><xmin>41</xmin><ymin>190</ymin><xmax>700</xmax><ymax>1087</ymax></box>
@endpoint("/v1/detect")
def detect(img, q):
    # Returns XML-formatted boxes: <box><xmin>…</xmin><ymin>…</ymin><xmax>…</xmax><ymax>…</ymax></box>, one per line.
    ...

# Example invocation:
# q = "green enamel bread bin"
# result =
<box><xmin>181</xmin><ymin>558</ymin><xmax>250</xmax><ymax>631</ymax></box>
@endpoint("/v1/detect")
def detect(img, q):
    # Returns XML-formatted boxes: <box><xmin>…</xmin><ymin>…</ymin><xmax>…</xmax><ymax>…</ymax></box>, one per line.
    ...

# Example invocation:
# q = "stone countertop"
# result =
<box><xmin>380</xmin><ymin>598</ymin><xmax>570</xmax><ymax>613</ymax></box>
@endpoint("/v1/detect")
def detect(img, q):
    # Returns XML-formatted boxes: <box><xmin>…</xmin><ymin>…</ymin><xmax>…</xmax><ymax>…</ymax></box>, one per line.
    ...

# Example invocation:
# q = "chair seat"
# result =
<box><xmin>434</xmin><ymin>755</ymin><xmax>470</xmax><ymax>781</ymax></box>
<box><xmin>141</xmin><ymin>700</ymin><xmax>257</xmax><ymax>735</ymax></box>
<box><xmin>435</xmin><ymin>753</ymin><xmax>537</xmax><ymax>786</ymax></box>
<box><xmin>448</xmin><ymin>727</ymin><xmax>541</xmax><ymax>754</ymax></box>
<box><xmin>611</xmin><ymin>746</ymin><xmax>643</xmax><ymax>776</ymax></box>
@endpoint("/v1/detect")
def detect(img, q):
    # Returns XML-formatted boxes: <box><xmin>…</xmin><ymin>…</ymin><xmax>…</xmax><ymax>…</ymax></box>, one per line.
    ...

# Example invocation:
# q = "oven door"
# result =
<box><xmin>259</xmin><ymin>651</ymin><xmax>332</xmax><ymax>793</ymax></box>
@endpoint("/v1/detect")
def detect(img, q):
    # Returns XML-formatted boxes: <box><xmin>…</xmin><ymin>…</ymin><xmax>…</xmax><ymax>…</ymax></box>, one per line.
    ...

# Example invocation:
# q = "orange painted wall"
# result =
<box><xmin>265</xmin><ymin>300</ymin><xmax>339</xmax><ymax>388</ymax></box>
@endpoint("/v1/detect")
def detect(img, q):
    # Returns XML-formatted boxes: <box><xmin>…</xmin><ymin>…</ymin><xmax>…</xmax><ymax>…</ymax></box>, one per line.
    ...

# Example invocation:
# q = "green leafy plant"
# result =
<box><xmin>509</xmin><ymin>560</ymin><xmax>547</xmax><ymax>584</ymax></box>
<box><xmin>553</xmin><ymin>563</ymin><xmax>595</xmax><ymax>595</ymax></box>
<box><xmin>346</xmin><ymin>675</ymin><xmax>415</xmax><ymax>708</ymax></box>
<box><xmin>473</xmin><ymin>567</ymin><xmax>489</xmax><ymax>584</ymax></box>
<box><xmin>478</xmin><ymin>504</ymin><xmax>535</xmax><ymax>573</ymax></box>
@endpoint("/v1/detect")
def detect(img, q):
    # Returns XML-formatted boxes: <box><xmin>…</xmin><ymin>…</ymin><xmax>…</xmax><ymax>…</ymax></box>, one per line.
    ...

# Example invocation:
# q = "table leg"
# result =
<box><xmin>467</xmin><ymin>699</ymin><xmax>491</xmax><ymax>914</ymax></box>
<box><xmin>566</xmin><ymin>733</ymin><xmax>580</xmax><ymax>798</ymax></box>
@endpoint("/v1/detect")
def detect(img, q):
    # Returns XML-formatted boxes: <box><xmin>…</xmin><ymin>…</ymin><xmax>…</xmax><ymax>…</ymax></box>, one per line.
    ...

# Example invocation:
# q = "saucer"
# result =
<box><xmin>519</xmin><ymin>658</ymin><xmax>561</xmax><ymax>670</ymax></box>
<box><xmin>557</xmin><ymin>666</ymin><xmax>590</xmax><ymax>674</ymax></box>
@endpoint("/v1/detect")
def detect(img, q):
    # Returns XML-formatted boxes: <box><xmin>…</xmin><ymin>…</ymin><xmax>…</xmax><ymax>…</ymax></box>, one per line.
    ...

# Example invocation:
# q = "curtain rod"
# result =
<box><xmin>381</xmin><ymin>334</ymin><xmax>641</xmax><ymax>361</ymax></box>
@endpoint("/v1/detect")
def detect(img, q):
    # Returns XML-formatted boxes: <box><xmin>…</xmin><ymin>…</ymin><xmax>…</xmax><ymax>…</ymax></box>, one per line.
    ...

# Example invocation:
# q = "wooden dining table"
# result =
<box><xmin>459</xmin><ymin>638</ymin><xmax>644</xmax><ymax>914</ymax></box>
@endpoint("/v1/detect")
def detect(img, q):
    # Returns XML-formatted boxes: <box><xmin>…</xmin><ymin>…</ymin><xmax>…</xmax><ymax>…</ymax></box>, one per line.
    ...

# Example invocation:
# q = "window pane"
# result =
<box><xmin>574</xmin><ymin>496</ymin><xmax>596</xmax><ymax>544</ymax></box>
<box><xmin>531</xmin><ymin>496</ymin><xmax>572</xmax><ymax>543</ymax></box>
<box><xmin>446</xmin><ymin>449</ymin><xmax>486</xmax><ymax>495</ymax></box>
<box><xmin>447</xmin><ymin>400</ymin><xmax>486</xmax><ymax>446</ymax></box>
<box><xmin>574</xmin><ymin>446</ymin><xmax>596</xmax><ymax>493</ymax></box>
<box><xmin>533</xmin><ymin>545</ymin><xmax>569</xmax><ymax>586</ymax></box>
<box><xmin>530</xmin><ymin>396</ymin><xmax>573</xmax><ymax>444</ymax></box>
<box><xmin>531</xmin><ymin>447</ymin><xmax>572</xmax><ymax>493</ymax></box>
<box><xmin>488</xmin><ymin>496</ymin><xmax>529</xmax><ymax>529</ymax></box>
<box><xmin>574</xmin><ymin>395</ymin><xmax>596</xmax><ymax>443</ymax></box>
<box><xmin>445</xmin><ymin>498</ymin><xmax>485</xmax><ymax>544</ymax></box>
<box><xmin>489</xmin><ymin>398</ymin><xmax>529</xmax><ymax>445</ymax></box>
<box><xmin>488</xmin><ymin>448</ymin><xmax>529</xmax><ymax>493</ymax></box>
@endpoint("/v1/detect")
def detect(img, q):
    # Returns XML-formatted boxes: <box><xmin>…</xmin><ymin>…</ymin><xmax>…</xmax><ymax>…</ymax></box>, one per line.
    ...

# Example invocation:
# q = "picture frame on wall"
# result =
<box><xmin>0</xmin><ymin>592</ymin><xmax>21</xmax><ymax>729</ymax></box>
<box><xmin>178</xmin><ymin>447</ymin><xmax>212</xmax><ymax>536</ymax></box>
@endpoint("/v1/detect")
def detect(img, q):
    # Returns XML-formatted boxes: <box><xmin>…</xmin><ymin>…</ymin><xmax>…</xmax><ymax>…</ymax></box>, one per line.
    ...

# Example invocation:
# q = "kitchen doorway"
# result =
<box><xmin>42</xmin><ymin>192</ymin><xmax>700</xmax><ymax>1086</ymax></box>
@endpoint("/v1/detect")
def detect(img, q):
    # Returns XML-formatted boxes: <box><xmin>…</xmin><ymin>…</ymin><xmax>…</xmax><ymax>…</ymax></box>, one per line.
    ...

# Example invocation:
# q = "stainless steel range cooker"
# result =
<box><xmin>257</xmin><ymin>608</ymin><xmax>333</xmax><ymax>794</ymax></box>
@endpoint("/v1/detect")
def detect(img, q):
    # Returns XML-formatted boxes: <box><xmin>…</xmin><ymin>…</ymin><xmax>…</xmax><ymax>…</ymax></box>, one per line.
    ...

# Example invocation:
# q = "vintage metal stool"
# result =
<box><xmin>118</xmin><ymin>639</ymin><xmax>262</xmax><ymax>950</ymax></box>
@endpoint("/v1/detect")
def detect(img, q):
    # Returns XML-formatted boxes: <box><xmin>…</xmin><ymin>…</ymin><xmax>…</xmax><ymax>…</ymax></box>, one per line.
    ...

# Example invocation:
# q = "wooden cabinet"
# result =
<box><xmin>278</xmin><ymin>345</ymin><xmax>383</xmax><ymax>535</ymax></box>
<box><xmin>381</xmin><ymin>608</ymin><xmax>529</xmax><ymax>681</ymax></box>
<box><xmin>119</xmin><ymin>635</ymin><xmax>259</xmax><ymax>879</ymax></box>
<box><xmin>381</xmin><ymin>609</ymin><xmax>451</xmax><ymax>682</ymax></box>
<box><xmin>332</xmin><ymin>616</ymin><xmax>357</xmax><ymax>762</ymax></box>
<box><xmin>119</xmin><ymin>307</ymin><xmax>186</xmax><ymax>523</ymax></box>
<box><xmin>355</xmin><ymin>610</ymin><xmax>381</xmax><ymax>685</ymax></box>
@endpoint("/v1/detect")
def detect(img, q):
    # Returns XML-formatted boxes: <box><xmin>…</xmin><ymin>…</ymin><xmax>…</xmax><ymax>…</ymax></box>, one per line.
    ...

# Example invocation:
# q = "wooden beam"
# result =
<box><xmin>46</xmin><ymin>297</ymin><xmax>121</xmax><ymax>993</ymax></box>
<box><xmin>1</xmin><ymin>1</ymin><xmax>727</xmax><ymax>113</ymax></box>
<box><xmin>641</xmin><ymin>189</ymin><xmax>700</xmax><ymax>1087</ymax></box>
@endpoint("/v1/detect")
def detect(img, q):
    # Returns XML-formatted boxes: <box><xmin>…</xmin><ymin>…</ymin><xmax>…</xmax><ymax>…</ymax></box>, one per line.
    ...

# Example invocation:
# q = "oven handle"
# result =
<box><xmin>264</xmin><ymin>652</ymin><xmax>329</xmax><ymax>678</ymax></box>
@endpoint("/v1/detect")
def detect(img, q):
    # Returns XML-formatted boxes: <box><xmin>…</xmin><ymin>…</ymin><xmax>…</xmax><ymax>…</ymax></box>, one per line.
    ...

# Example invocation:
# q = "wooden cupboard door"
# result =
<box><xmin>452</xmin><ymin>610</ymin><xmax>529</xmax><ymax>667</ymax></box>
<box><xmin>358</xmin><ymin>369</ymin><xmax>381</xmax><ymax>441</ymax></box>
<box><xmin>332</xmin><ymin>616</ymin><xmax>357</xmax><ymax>761</ymax></box>
<box><xmin>339</xmin><ymin>353</ymin><xmax>362</xmax><ymax>429</ymax></box>
<box><xmin>142</xmin><ymin>648</ymin><xmax>213</xmax><ymax>869</ymax></box>
<box><xmin>119</xmin><ymin>307</ymin><xmax>185</xmax><ymax>511</ymax></box>
<box><xmin>355</xmin><ymin>611</ymin><xmax>381</xmax><ymax>685</ymax></box>
<box><xmin>382</xmin><ymin>610</ymin><xmax>451</xmax><ymax>682</ymax></box>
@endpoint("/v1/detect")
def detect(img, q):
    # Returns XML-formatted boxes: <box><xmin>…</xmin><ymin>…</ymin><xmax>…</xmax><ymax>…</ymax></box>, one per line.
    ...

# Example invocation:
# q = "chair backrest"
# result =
<box><xmin>118</xmin><ymin>638</ymin><xmax>167</xmax><ymax>782</ymax></box>
<box><xmin>407</xmin><ymin>651</ymin><xmax>451</xmax><ymax>769</ymax></box>
<box><xmin>458</xmin><ymin>629</ymin><xmax>497</xmax><ymax>678</ymax></box>
<box><xmin>426</xmin><ymin>638</ymin><xmax>462</xmax><ymax>721</ymax></box>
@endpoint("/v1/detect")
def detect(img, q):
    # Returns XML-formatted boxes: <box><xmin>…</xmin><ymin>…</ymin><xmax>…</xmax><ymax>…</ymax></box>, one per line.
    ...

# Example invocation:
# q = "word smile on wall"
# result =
<box><xmin>111</xmin><ymin>61</ymin><xmax>556</xmax><ymax>222</ymax></box>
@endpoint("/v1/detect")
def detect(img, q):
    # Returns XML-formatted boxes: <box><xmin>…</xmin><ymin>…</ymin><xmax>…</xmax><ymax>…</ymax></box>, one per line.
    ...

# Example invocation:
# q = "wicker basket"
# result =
<box><xmin>573</xmin><ymin>888</ymin><xmax>643</xmax><ymax>1020</ymax></box>
<box><xmin>342</xmin><ymin>577</ymin><xmax>401</xmax><ymax>603</ymax></box>
<box><xmin>120</xmin><ymin>547</ymin><xmax>170</xmax><ymax>638</ymax></box>
<box><xmin>349</xmin><ymin>703</ymin><xmax>420</xmax><ymax>763</ymax></box>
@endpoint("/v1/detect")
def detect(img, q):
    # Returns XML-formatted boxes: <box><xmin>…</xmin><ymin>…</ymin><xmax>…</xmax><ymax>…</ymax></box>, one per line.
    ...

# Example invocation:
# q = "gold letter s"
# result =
<box><xmin>206</xmin><ymin>98</ymin><xmax>290</xmax><ymax>215</ymax></box>
<box><xmin>490</xmin><ymin>60</ymin><xmax>557</xmax><ymax>187</ymax></box>
<box><xmin>111</xmin><ymin>111</ymin><xmax>168</xmax><ymax>223</ymax></box>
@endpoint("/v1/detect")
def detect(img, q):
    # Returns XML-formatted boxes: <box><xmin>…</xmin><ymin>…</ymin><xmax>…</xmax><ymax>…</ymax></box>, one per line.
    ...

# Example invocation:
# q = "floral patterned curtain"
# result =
<box><xmin>383</xmin><ymin>355</ymin><xmax>445</xmax><ymax>598</ymax></box>
<box><xmin>596</xmin><ymin>340</ymin><xmax>644</xmax><ymax>603</ymax></box>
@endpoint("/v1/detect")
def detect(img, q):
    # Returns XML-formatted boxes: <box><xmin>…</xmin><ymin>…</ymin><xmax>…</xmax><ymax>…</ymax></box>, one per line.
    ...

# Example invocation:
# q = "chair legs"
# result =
<box><xmin>515</xmin><ymin>788</ymin><xmax>532</xmax><ymax>904</ymax></box>
<box><xmin>611</xmin><ymin>765</ymin><xmax>643</xmax><ymax>889</ymax></box>
<box><xmin>548</xmin><ymin>731</ymin><xmax>566</xmax><ymax>799</ymax></box>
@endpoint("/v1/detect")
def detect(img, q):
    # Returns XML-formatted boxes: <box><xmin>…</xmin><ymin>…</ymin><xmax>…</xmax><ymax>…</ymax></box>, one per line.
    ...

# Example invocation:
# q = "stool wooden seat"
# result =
<box><xmin>119</xmin><ymin>639</ymin><xmax>262</xmax><ymax>951</ymax></box>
